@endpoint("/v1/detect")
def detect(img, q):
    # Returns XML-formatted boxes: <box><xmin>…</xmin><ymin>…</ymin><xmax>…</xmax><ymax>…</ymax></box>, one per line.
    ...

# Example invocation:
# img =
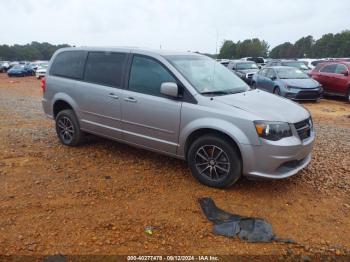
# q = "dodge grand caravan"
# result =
<box><xmin>42</xmin><ymin>47</ymin><xmax>315</xmax><ymax>188</ymax></box>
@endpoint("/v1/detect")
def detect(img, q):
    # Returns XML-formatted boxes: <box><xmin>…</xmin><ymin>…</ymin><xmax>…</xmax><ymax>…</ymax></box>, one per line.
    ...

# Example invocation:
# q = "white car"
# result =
<box><xmin>35</xmin><ymin>64</ymin><xmax>48</xmax><ymax>79</ymax></box>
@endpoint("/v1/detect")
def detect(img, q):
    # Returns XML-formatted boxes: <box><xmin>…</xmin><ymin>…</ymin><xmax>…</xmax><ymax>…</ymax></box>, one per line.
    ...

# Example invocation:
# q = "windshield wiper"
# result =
<box><xmin>200</xmin><ymin>90</ymin><xmax>233</xmax><ymax>96</ymax></box>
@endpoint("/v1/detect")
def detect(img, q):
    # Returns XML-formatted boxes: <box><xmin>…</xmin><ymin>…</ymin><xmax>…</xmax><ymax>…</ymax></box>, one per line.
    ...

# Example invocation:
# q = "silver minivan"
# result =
<box><xmin>42</xmin><ymin>47</ymin><xmax>315</xmax><ymax>188</ymax></box>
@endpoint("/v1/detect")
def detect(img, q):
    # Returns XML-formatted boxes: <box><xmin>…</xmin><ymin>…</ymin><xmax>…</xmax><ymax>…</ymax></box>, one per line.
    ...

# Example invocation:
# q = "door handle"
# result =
<box><xmin>124</xmin><ymin>97</ymin><xmax>137</xmax><ymax>103</ymax></box>
<box><xmin>108</xmin><ymin>93</ymin><xmax>119</xmax><ymax>99</ymax></box>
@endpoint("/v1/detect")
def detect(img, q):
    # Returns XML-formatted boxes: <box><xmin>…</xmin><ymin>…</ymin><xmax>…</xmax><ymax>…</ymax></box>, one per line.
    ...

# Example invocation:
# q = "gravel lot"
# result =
<box><xmin>0</xmin><ymin>74</ymin><xmax>349</xmax><ymax>258</ymax></box>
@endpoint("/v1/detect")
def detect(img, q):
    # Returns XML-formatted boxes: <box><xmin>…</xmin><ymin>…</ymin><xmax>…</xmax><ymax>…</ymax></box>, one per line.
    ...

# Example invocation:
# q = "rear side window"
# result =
<box><xmin>84</xmin><ymin>52</ymin><xmax>127</xmax><ymax>87</ymax></box>
<box><xmin>320</xmin><ymin>64</ymin><xmax>337</xmax><ymax>73</ymax></box>
<box><xmin>128</xmin><ymin>55</ymin><xmax>176</xmax><ymax>96</ymax></box>
<box><xmin>50</xmin><ymin>51</ymin><xmax>86</xmax><ymax>79</ymax></box>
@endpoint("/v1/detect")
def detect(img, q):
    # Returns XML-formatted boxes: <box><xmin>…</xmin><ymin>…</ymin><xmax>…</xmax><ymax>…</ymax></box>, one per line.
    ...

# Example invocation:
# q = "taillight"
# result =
<box><xmin>41</xmin><ymin>78</ymin><xmax>46</xmax><ymax>93</ymax></box>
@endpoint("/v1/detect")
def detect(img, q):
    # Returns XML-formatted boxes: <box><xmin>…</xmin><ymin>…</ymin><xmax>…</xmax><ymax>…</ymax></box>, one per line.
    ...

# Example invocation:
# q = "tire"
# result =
<box><xmin>252</xmin><ymin>82</ymin><xmax>257</xmax><ymax>89</ymax></box>
<box><xmin>187</xmin><ymin>135</ymin><xmax>242</xmax><ymax>188</ymax></box>
<box><xmin>55</xmin><ymin>109</ymin><xmax>84</xmax><ymax>146</ymax></box>
<box><xmin>347</xmin><ymin>88</ymin><xmax>350</xmax><ymax>103</ymax></box>
<box><xmin>273</xmin><ymin>87</ymin><xmax>281</xmax><ymax>96</ymax></box>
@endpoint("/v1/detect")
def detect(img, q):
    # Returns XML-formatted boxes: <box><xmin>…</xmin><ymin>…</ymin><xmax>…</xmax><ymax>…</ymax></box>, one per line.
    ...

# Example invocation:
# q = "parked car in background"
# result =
<box><xmin>218</xmin><ymin>59</ymin><xmax>231</xmax><ymax>67</ymax></box>
<box><xmin>227</xmin><ymin>60</ymin><xmax>259</xmax><ymax>84</ymax></box>
<box><xmin>252</xmin><ymin>66</ymin><xmax>323</xmax><ymax>101</ymax></box>
<box><xmin>36</xmin><ymin>63</ymin><xmax>48</xmax><ymax>79</ymax></box>
<box><xmin>42</xmin><ymin>47</ymin><xmax>315</xmax><ymax>188</ymax></box>
<box><xmin>266</xmin><ymin>60</ymin><xmax>310</xmax><ymax>73</ymax></box>
<box><xmin>7</xmin><ymin>64</ymin><xmax>35</xmax><ymax>77</ymax></box>
<box><xmin>241</xmin><ymin>57</ymin><xmax>266</xmax><ymax>68</ymax></box>
<box><xmin>0</xmin><ymin>61</ymin><xmax>10</xmax><ymax>72</ymax></box>
<box><xmin>30</xmin><ymin>61</ymin><xmax>49</xmax><ymax>71</ymax></box>
<box><xmin>298</xmin><ymin>59</ymin><xmax>318</xmax><ymax>70</ymax></box>
<box><xmin>309</xmin><ymin>61</ymin><xmax>350</xmax><ymax>102</ymax></box>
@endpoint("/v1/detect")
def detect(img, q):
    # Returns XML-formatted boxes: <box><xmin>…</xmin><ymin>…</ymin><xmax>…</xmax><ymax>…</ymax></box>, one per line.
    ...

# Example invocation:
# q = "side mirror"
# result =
<box><xmin>340</xmin><ymin>70</ymin><xmax>349</xmax><ymax>76</ymax></box>
<box><xmin>270</xmin><ymin>76</ymin><xmax>277</xmax><ymax>81</ymax></box>
<box><xmin>160</xmin><ymin>82</ymin><xmax>179</xmax><ymax>98</ymax></box>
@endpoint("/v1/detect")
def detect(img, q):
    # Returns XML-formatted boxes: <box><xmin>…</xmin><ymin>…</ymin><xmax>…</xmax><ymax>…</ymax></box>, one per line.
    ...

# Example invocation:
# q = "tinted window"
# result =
<box><xmin>84</xmin><ymin>52</ymin><xmax>127</xmax><ymax>87</ymax></box>
<box><xmin>266</xmin><ymin>69</ymin><xmax>276</xmax><ymax>78</ymax></box>
<box><xmin>129</xmin><ymin>56</ymin><xmax>176</xmax><ymax>96</ymax></box>
<box><xmin>260</xmin><ymin>69</ymin><xmax>268</xmax><ymax>76</ymax></box>
<box><xmin>50</xmin><ymin>51</ymin><xmax>86</xmax><ymax>79</ymax></box>
<box><xmin>320</xmin><ymin>64</ymin><xmax>337</xmax><ymax>73</ymax></box>
<box><xmin>335</xmin><ymin>64</ymin><xmax>348</xmax><ymax>74</ymax></box>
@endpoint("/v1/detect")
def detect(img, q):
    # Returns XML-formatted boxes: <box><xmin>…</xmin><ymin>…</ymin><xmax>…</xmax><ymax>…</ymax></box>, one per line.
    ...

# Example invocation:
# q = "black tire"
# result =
<box><xmin>274</xmin><ymin>87</ymin><xmax>281</xmax><ymax>96</ymax></box>
<box><xmin>55</xmin><ymin>109</ymin><xmax>84</xmax><ymax>146</ymax></box>
<box><xmin>346</xmin><ymin>88</ymin><xmax>350</xmax><ymax>103</ymax></box>
<box><xmin>187</xmin><ymin>135</ymin><xmax>242</xmax><ymax>188</ymax></box>
<box><xmin>252</xmin><ymin>82</ymin><xmax>257</xmax><ymax>89</ymax></box>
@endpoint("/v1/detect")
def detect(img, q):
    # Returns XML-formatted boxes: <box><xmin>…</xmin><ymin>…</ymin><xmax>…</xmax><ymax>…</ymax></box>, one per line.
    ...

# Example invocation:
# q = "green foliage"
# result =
<box><xmin>0</xmin><ymin>42</ymin><xmax>70</xmax><ymax>61</ymax></box>
<box><xmin>218</xmin><ymin>39</ymin><xmax>268</xmax><ymax>59</ymax></box>
<box><xmin>270</xmin><ymin>31</ymin><xmax>350</xmax><ymax>58</ymax></box>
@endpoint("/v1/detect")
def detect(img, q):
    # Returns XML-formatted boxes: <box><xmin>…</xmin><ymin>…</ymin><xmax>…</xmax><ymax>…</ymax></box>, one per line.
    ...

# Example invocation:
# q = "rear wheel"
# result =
<box><xmin>274</xmin><ymin>87</ymin><xmax>281</xmax><ymax>96</ymax></box>
<box><xmin>187</xmin><ymin>135</ymin><xmax>242</xmax><ymax>188</ymax></box>
<box><xmin>55</xmin><ymin>109</ymin><xmax>84</xmax><ymax>146</ymax></box>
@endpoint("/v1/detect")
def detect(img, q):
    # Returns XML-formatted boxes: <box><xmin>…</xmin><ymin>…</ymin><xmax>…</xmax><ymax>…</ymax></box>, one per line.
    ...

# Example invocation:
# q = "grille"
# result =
<box><xmin>296</xmin><ymin>91</ymin><xmax>321</xmax><ymax>100</ymax></box>
<box><xmin>294</xmin><ymin>118</ymin><xmax>311</xmax><ymax>140</ymax></box>
<box><xmin>246</xmin><ymin>73</ymin><xmax>254</xmax><ymax>79</ymax></box>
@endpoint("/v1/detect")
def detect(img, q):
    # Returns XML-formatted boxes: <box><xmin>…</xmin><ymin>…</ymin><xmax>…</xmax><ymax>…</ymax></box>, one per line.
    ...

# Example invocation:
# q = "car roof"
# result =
<box><xmin>263</xmin><ymin>66</ymin><xmax>296</xmax><ymax>70</ymax></box>
<box><xmin>55</xmin><ymin>46</ymin><xmax>200</xmax><ymax>57</ymax></box>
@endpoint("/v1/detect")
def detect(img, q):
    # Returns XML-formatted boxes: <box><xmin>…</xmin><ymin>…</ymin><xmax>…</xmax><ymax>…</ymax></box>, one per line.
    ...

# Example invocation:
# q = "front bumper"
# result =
<box><xmin>240</xmin><ymin>128</ymin><xmax>315</xmax><ymax>179</ymax></box>
<box><xmin>285</xmin><ymin>88</ymin><xmax>323</xmax><ymax>101</ymax></box>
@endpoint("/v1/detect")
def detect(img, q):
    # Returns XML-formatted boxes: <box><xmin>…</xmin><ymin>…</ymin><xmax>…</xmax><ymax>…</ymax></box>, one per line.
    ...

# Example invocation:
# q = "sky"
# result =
<box><xmin>0</xmin><ymin>0</ymin><xmax>349</xmax><ymax>53</ymax></box>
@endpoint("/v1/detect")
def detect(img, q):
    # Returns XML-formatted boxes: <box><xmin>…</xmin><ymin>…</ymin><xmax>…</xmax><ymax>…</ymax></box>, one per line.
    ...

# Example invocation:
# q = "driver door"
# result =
<box><xmin>121</xmin><ymin>55</ymin><xmax>182</xmax><ymax>155</ymax></box>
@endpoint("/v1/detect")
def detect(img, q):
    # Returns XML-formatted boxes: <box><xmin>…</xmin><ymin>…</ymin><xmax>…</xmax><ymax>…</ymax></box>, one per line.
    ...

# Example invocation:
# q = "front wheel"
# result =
<box><xmin>274</xmin><ymin>87</ymin><xmax>281</xmax><ymax>96</ymax></box>
<box><xmin>55</xmin><ymin>109</ymin><xmax>84</xmax><ymax>146</ymax></box>
<box><xmin>347</xmin><ymin>88</ymin><xmax>350</xmax><ymax>103</ymax></box>
<box><xmin>187</xmin><ymin>135</ymin><xmax>242</xmax><ymax>188</ymax></box>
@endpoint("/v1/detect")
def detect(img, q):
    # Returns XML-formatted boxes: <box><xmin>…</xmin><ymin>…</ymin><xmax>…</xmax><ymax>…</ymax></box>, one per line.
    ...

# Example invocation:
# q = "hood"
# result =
<box><xmin>37</xmin><ymin>69</ymin><xmax>47</xmax><ymax>73</ymax></box>
<box><xmin>281</xmin><ymin>78</ymin><xmax>320</xmax><ymax>89</ymax></box>
<box><xmin>214</xmin><ymin>89</ymin><xmax>309</xmax><ymax>123</ymax></box>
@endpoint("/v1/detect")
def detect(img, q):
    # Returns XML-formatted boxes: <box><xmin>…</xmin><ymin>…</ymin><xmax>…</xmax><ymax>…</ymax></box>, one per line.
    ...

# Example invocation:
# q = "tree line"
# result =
<box><xmin>218</xmin><ymin>30</ymin><xmax>350</xmax><ymax>59</ymax></box>
<box><xmin>0</xmin><ymin>42</ymin><xmax>70</xmax><ymax>61</ymax></box>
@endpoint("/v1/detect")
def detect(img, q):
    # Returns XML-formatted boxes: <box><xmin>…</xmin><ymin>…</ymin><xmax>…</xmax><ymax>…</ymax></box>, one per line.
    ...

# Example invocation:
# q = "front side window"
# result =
<box><xmin>165</xmin><ymin>55</ymin><xmax>248</xmax><ymax>95</ymax></box>
<box><xmin>266</xmin><ymin>69</ymin><xmax>276</xmax><ymax>79</ymax></box>
<box><xmin>84</xmin><ymin>52</ymin><xmax>127</xmax><ymax>87</ymax></box>
<box><xmin>128</xmin><ymin>55</ymin><xmax>176</xmax><ymax>96</ymax></box>
<box><xmin>50</xmin><ymin>51</ymin><xmax>86</xmax><ymax>79</ymax></box>
<box><xmin>335</xmin><ymin>64</ymin><xmax>348</xmax><ymax>74</ymax></box>
<box><xmin>320</xmin><ymin>64</ymin><xmax>337</xmax><ymax>73</ymax></box>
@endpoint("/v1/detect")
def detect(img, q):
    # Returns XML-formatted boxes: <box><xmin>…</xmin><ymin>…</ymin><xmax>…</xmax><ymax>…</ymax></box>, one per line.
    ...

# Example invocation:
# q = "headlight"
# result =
<box><xmin>254</xmin><ymin>121</ymin><xmax>292</xmax><ymax>141</ymax></box>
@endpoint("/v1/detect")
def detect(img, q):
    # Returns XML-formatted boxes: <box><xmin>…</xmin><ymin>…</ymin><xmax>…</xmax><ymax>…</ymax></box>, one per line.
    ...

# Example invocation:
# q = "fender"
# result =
<box><xmin>177</xmin><ymin>117</ymin><xmax>259</xmax><ymax>158</ymax></box>
<box><xmin>52</xmin><ymin>93</ymin><xmax>81</xmax><ymax>118</ymax></box>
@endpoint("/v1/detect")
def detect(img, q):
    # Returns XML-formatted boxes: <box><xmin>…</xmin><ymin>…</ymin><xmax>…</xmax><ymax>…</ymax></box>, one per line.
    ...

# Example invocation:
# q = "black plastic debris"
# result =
<box><xmin>199</xmin><ymin>197</ymin><xmax>295</xmax><ymax>243</ymax></box>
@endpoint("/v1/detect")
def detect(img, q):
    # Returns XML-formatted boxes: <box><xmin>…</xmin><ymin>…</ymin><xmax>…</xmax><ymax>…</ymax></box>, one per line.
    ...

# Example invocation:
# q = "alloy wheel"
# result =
<box><xmin>57</xmin><ymin>116</ymin><xmax>75</xmax><ymax>143</ymax></box>
<box><xmin>194</xmin><ymin>145</ymin><xmax>231</xmax><ymax>181</ymax></box>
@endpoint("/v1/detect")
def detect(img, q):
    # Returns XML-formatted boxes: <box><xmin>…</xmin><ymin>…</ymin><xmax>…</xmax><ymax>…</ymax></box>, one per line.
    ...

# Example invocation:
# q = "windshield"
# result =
<box><xmin>165</xmin><ymin>55</ymin><xmax>249</xmax><ymax>95</ymax></box>
<box><xmin>277</xmin><ymin>68</ymin><xmax>309</xmax><ymax>79</ymax></box>
<box><xmin>283</xmin><ymin>61</ymin><xmax>309</xmax><ymax>70</ymax></box>
<box><xmin>236</xmin><ymin>63</ymin><xmax>258</xmax><ymax>70</ymax></box>
<box><xmin>12</xmin><ymin>65</ymin><xmax>24</xmax><ymax>69</ymax></box>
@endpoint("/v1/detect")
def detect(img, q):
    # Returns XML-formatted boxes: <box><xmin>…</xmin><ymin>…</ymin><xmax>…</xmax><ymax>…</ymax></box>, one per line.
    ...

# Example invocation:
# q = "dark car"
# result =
<box><xmin>252</xmin><ymin>66</ymin><xmax>323</xmax><ymax>101</ymax></box>
<box><xmin>309</xmin><ymin>62</ymin><xmax>350</xmax><ymax>102</ymax></box>
<box><xmin>227</xmin><ymin>60</ymin><xmax>259</xmax><ymax>84</ymax></box>
<box><xmin>7</xmin><ymin>65</ymin><xmax>35</xmax><ymax>77</ymax></box>
<box><xmin>266</xmin><ymin>60</ymin><xmax>310</xmax><ymax>73</ymax></box>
